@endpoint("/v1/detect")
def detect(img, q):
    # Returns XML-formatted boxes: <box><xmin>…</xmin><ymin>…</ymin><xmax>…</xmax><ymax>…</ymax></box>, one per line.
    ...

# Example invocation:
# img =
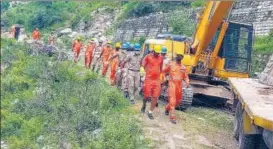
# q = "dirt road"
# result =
<box><xmin>132</xmin><ymin>102</ymin><xmax>238</xmax><ymax>149</ymax></box>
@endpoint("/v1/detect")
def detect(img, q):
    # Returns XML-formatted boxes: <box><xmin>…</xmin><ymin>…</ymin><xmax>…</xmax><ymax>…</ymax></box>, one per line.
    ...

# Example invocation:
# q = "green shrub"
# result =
<box><xmin>168</xmin><ymin>11</ymin><xmax>195</xmax><ymax>36</ymax></box>
<box><xmin>1</xmin><ymin>38</ymin><xmax>148</xmax><ymax>148</ymax></box>
<box><xmin>254</xmin><ymin>30</ymin><xmax>273</xmax><ymax>54</ymax></box>
<box><xmin>191</xmin><ymin>0</ymin><xmax>206</xmax><ymax>8</ymax></box>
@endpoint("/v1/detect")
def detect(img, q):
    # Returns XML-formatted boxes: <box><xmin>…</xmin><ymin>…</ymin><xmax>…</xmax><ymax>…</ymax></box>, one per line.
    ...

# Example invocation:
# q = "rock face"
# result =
<box><xmin>75</xmin><ymin>7</ymin><xmax>120</xmax><ymax>41</ymax></box>
<box><xmin>259</xmin><ymin>54</ymin><xmax>273</xmax><ymax>86</ymax></box>
<box><xmin>115</xmin><ymin>1</ymin><xmax>273</xmax><ymax>41</ymax></box>
<box><xmin>114</xmin><ymin>9</ymin><xmax>198</xmax><ymax>41</ymax></box>
<box><xmin>230</xmin><ymin>1</ymin><xmax>273</xmax><ymax>36</ymax></box>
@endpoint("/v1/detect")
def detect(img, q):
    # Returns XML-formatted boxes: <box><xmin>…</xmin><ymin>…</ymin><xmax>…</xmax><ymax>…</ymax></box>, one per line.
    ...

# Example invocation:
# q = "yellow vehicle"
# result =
<box><xmin>229</xmin><ymin>55</ymin><xmax>273</xmax><ymax>149</ymax></box>
<box><xmin>141</xmin><ymin>0</ymin><xmax>253</xmax><ymax>108</ymax></box>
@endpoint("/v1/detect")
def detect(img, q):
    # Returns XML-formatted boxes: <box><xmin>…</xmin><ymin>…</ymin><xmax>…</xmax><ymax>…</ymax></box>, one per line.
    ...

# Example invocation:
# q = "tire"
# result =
<box><xmin>238</xmin><ymin>133</ymin><xmax>257</xmax><ymax>149</ymax></box>
<box><xmin>257</xmin><ymin>135</ymin><xmax>269</xmax><ymax>149</ymax></box>
<box><xmin>262</xmin><ymin>129</ymin><xmax>273</xmax><ymax>149</ymax></box>
<box><xmin>178</xmin><ymin>86</ymin><xmax>193</xmax><ymax>111</ymax></box>
<box><xmin>234</xmin><ymin>101</ymin><xmax>243</xmax><ymax>141</ymax></box>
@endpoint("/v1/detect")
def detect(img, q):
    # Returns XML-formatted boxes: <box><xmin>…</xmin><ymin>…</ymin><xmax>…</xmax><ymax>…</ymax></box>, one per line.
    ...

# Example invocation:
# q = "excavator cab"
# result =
<box><xmin>206</xmin><ymin>21</ymin><xmax>254</xmax><ymax>79</ymax></box>
<box><xmin>220</xmin><ymin>22</ymin><xmax>253</xmax><ymax>73</ymax></box>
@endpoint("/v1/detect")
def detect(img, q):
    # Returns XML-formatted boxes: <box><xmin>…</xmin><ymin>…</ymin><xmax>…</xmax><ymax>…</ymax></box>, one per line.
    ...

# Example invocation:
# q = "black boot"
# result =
<box><xmin>141</xmin><ymin>99</ymin><xmax>147</xmax><ymax>114</ymax></box>
<box><xmin>123</xmin><ymin>91</ymin><xmax>129</xmax><ymax>99</ymax></box>
<box><xmin>165</xmin><ymin>110</ymin><xmax>169</xmax><ymax>116</ymax></box>
<box><xmin>148</xmin><ymin>112</ymin><xmax>154</xmax><ymax>120</ymax></box>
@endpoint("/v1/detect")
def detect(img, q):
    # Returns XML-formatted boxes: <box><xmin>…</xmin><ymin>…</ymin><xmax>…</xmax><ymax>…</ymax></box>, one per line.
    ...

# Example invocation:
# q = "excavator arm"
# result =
<box><xmin>191</xmin><ymin>1</ymin><xmax>233</xmax><ymax>67</ymax></box>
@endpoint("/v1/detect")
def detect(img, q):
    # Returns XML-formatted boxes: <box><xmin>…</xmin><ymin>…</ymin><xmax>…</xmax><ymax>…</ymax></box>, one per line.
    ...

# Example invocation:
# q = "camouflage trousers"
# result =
<box><xmin>91</xmin><ymin>57</ymin><xmax>101</xmax><ymax>73</ymax></box>
<box><xmin>116</xmin><ymin>67</ymin><xmax>122</xmax><ymax>88</ymax></box>
<box><xmin>121</xmin><ymin>68</ymin><xmax>129</xmax><ymax>92</ymax></box>
<box><xmin>128</xmin><ymin>70</ymin><xmax>140</xmax><ymax>101</ymax></box>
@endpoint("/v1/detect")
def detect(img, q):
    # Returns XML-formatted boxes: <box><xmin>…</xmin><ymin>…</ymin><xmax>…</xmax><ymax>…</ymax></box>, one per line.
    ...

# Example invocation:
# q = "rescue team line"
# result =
<box><xmin>71</xmin><ymin>37</ymin><xmax>190</xmax><ymax>124</ymax></box>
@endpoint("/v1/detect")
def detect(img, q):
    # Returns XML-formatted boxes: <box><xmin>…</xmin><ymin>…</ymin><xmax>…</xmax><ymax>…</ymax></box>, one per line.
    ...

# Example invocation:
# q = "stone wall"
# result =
<box><xmin>114</xmin><ymin>1</ymin><xmax>273</xmax><ymax>41</ymax></box>
<box><xmin>230</xmin><ymin>1</ymin><xmax>273</xmax><ymax>36</ymax></box>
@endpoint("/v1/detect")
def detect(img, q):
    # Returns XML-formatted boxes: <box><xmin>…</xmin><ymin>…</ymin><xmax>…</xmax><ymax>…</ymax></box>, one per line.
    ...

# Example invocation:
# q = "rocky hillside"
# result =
<box><xmin>114</xmin><ymin>1</ymin><xmax>273</xmax><ymax>42</ymax></box>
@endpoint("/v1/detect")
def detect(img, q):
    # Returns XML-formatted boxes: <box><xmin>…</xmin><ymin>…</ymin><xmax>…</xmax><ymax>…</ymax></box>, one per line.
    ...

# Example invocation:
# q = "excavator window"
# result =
<box><xmin>221</xmin><ymin>22</ymin><xmax>253</xmax><ymax>73</ymax></box>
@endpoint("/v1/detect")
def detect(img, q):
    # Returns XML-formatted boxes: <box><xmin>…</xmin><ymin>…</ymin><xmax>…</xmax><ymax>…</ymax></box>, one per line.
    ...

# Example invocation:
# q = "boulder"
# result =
<box><xmin>259</xmin><ymin>54</ymin><xmax>273</xmax><ymax>86</ymax></box>
<box><xmin>67</xmin><ymin>31</ymin><xmax>78</xmax><ymax>38</ymax></box>
<box><xmin>58</xmin><ymin>28</ymin><xmax>72</xmax><ymax>37</ymax></box>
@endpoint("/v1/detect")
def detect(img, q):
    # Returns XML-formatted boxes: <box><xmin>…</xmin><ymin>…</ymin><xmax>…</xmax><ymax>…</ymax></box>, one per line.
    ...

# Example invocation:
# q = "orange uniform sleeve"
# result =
<box><xmin>142</xmin><ymin>55</ymin><xmax>148</xmax><ymax>68</ymax></box>
<box><xmin>182</xmin><ymin>68</ymin><xmax>190</xmax><ymax>85</ymax></box>
<box><xmin>162</xmin><ymin>63</ymin><xmax>171</xmax><ymax>73</ymax></box>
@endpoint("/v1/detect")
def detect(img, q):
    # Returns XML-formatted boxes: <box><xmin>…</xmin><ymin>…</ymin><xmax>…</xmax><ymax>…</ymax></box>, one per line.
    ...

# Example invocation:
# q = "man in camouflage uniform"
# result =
<box><xmin>92</xmin><ymin>39</ymin><xmax>104</xmax><ymax>73</ymax></box>
<box><xmin>160</xmin><ymin>46</ymin><xmax>171</xmax><ymax>98</ymax></box>
<box><xmin>116</xmin><ymin>43</ymin><xmax>129</xmax><ymax>89</ymax></box>
<box><xmin>123</xmin><ymin>43</ymin><xmax>142</xmax><ymax>104</ymax></box>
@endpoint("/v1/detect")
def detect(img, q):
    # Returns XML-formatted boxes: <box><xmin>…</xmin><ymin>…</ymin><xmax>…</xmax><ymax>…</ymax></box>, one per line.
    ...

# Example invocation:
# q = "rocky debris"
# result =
<box><xmin>60</xmin><ymin>141</ymin><xmax>72</xmax><ymax>149</ymax></box>
<box><xmin>259</xmin><ymin>54</ymin><xmax>273</xmax><ymax>86</ymax></box>
<box><xmin>57</xmin><ymin>28</ymin><xmax>73</xmax><ymax>37</ymax></box>
<box><xmin>74</xmin><ymin>7</ymin><xmax>120</xmax><ymax>41</ymax></box>
<box><xmin>1</xmin><ymin>141</ymin><xmax>8</xmax><ymax>149</ymax></box>
<box><xmin>25</xmin><ymin>39</ymin><xmax>69</xmax><ymax>61</ymax></box>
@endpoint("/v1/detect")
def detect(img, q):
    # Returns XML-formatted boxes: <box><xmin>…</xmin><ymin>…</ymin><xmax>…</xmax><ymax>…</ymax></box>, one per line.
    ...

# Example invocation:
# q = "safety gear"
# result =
<box><xmin>72</xmin><ymin>40</ymin><xmax>82</xmax><ymax>63</ymax></box>
<box><xmin>110</xmin><ymin>50</ymin><xmax>119</xmax><ymax>85</ymax></box>
<box><xmin>142</xmin><ymin>54</ymin><xmax>163</xmax><ymax>99</ymax></box>
<box><xmin>115</xmin><ymin>42</ymin><xmax>121</xmax><ymax>48</ymax></box>
<box><xmin>101</xmin><ymin>46</ymin><xmax>112</xmax><ymax>76</ymax></box>
<box><xmin>134</xmin><ymin>43</ymin><xmax>141</xmax><ymax>51</ymax></box>
<box><xmin>163</xmin><ymin>61</ymin><xmax>189</xmax><ymax>121</ymax></box>
<box><xmin>142</xmin><ymin>54</ymin><xmax>163</xmax><ymax>81</ymax></box>
<box><xmin>130</xmin><ymin>44</ymin><xmax>134</xmax><ymax>48</ymax></box>
<box><xmin>176</xmin><ymin>50</ymin><xmax>183</xmax><ymax>55</ymax></box>
<box><xmin>154</xmin><ymin>45</ymin><xmax>162</xmax><ymax>53</ymax></box>
<box><xmin>161</xmin><ymin>46</ymin><xmax>167</xmax><ymax>54</ymax></box>
<box><xmin>85</xmin><ymin>44</ymin><xmax>95</xmax><ymax>69</ymax></box>
<box><xmin>121</xmin><ymin>43</ymin><xmax>129</xmax><ymax>50</ymax></box>
<box><xmin>32</xmin><ymin>30</ymin><xmax>40</xmax><ymax>40</ymax></box>
<box><xmin>126</xmin><ymin>42</ymin><xmax>131</xmax><ymax>46</ymax></box>
<box><xmin>77</xmin><ymin>37</ymin><xmax>81</xmax><ymax>40</ymax></box>
<box><xmin>140</xmin><ymin>67</ymin><xmax>145</xmax><ymax>76</ymax></box>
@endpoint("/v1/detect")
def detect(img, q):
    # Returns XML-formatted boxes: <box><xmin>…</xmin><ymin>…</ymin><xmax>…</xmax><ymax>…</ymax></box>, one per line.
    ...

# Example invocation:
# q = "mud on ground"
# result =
<box><xmin>132</xmin><ymin>102</ymin><xmax>238</xmax><ymax>149</ymax></box>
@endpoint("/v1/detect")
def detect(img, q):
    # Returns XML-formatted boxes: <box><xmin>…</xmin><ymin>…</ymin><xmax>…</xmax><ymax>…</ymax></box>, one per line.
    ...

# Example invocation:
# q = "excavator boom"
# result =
<box><xmin>192</xmin><ymin>1</ymin><xmax>233</xmax><ymax>66</ymax></box>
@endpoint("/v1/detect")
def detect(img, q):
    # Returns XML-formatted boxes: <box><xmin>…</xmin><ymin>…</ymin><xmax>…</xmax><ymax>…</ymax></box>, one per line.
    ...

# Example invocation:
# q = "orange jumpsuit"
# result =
<box><xmin>109</xmin><ymin>50</ymin><xmax>119</xmax><ymax>85</ymax></box>
<box><xmin>162</xmin><ymin>61</ymin><xmax>189</xmax><ymax>120</ymax></box>
<box><xmin>84</xmin><ymin>43</ymin><xmax>95</xmax><ymax>69</ymax></box>
<box><xmin>72</xmin><ymin>40</ymin><xmax>82</xmax><ymax>62</ymax></box>
<box><xmin>10</xmin><ymin>26</ymin><xmax>15</xmax><ymax>38</ymax></box>
<box><xmin>101</xmin><ymin>46</ymin><xmax>112</xmax><ymax>76</ymax></box>
<box><xmin>32</xmin><ymin>30</ymin><xmax>40</xmax><ymax>40</ymax></box>
<box><xmin>142</xmin><ymin>53</ymin><xmax>163</xmax><ymax>99</ymax></box>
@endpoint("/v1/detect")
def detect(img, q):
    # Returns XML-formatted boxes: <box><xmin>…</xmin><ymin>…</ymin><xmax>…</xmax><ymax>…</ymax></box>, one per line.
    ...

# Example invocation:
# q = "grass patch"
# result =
<box><xmin>1</xmin><ymin>38</ymin><xmax>149</xmax><ymax>148</ymax></box>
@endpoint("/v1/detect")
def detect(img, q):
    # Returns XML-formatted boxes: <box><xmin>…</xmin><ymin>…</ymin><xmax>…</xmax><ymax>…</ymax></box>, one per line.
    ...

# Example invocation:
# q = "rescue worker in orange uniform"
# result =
<box><xmin>9</xmin><ymin>25</ymin><xmax>15</xmax><ymax>38</ymax></box>
<box><xmin>84</xmin><ymin>38</ymin><xmax>96</xmax><ymax>69</ymax></box>
<box><xmin>100</xmin><ymin>41</ymin><xmax>112</xmax><ymax>77</ymax></box>
<box><xmin>108</xmin><ymin>42</ymin><xmax>121</xmax><ymax>85</ymax></box>
<box><xmin>141</xmin><ymin>45</ymin><xmax>163</xmax><ymax>119</ymax></box>
<box><xmin>72</xmin><ymin>37</ymin><xmax>83</xmax><ymax>63</ymax></box>
<box><xmin>32</xmin><ymin>28</ymin><xmax>40</xmax><ymax>40</ymax></box>
<box><xmin>162</xmin><ymin>53</ymin><xmax>190</xmax><ymax>124</ymax></box>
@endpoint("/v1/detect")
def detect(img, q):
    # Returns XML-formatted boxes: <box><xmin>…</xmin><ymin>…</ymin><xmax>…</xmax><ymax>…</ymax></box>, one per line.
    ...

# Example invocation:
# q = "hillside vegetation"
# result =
<box><xmin>1</xmin><ymin>38</ymin><xmax>148</xmax><ymax>148</ymax></box>
<box><xmin>1</xmin><ymin>1</ymin><xmax>119</xmax><ymax>32</ymax></box>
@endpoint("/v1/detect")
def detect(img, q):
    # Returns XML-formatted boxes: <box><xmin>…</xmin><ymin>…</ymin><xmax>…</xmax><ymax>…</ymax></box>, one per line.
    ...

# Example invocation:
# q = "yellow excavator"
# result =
<box><xmin>141</xmin><ymin>0</ymin><xmax>253</xmax><ymax>109</ymax></box>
